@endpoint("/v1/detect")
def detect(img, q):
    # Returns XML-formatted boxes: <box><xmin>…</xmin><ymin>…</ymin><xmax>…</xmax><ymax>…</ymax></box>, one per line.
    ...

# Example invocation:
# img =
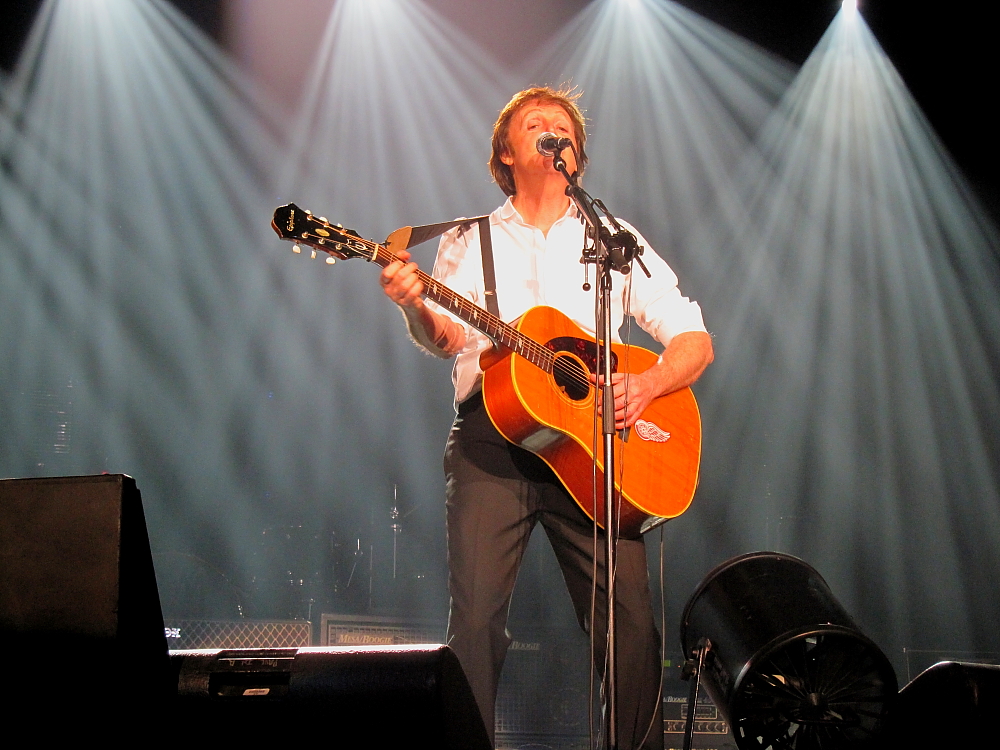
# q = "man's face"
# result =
<box><xmin>500</xmin><ymin>101</ymin><xmax>579</xmax><ymax>189</ymax></box>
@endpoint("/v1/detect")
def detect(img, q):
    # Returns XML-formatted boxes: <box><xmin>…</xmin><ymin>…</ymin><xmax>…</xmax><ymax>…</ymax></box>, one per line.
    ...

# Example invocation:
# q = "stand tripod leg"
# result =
<box><xmin>681</xmin><ymin>637</ymin><xmax>711</xmax><ymax>750</ymax></box>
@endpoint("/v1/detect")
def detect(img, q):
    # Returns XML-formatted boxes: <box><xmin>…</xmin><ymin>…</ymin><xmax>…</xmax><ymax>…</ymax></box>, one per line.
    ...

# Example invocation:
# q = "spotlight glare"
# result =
<box><xmin>843</xmin><ymin>0</ymin><xmax>858</xmax><ymax>15</ymax></box>
<box><xmin>687</xmin><ymin>0</ymin><xmax>1000</xmax><ymax>677</ymax></box>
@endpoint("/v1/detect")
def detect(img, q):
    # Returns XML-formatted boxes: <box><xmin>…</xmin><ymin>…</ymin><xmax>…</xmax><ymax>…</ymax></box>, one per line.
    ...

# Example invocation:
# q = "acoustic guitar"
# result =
<box><xmin>272</xmin><ymin>203</ymin><xmax>701</xmax><ymax>536</ymax></box>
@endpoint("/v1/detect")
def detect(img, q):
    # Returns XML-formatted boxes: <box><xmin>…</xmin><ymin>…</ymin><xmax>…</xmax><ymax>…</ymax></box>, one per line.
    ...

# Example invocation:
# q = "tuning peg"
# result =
<box><xmin>318</xmin><ymin>216</ymin><xmax>328</xmax><ymax>223</ymax></box>
<box><xmin>304</xmin><ymin>209</ymin><xmax>312</xmax><ymax>215</ymax></box>
<box><xmin>326</xmin><ymin>257</ymin><xmax>336</xmax><ymax>265</ymax></box>
<box><xmin>292</xmin><ymin>245</ymin><xmax>302</xmax><ymax>254</ymax></box>
<box><xmin>334</xmin><ymin>223</ymin><xmax>343</xmax><ymax>230</ymax></box>
<box><xmin>310</xmin><ymin>250</ymin><xmax>317</xmax><ymax>259</ymax></box>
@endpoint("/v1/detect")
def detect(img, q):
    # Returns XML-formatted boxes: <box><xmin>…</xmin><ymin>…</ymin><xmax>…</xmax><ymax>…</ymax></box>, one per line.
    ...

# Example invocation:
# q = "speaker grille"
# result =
<box><xmin>495</xmin><ymin>627</ymin><xmax>590</xmax><ymax>749</ymax></box>
<box><xmin>164</xmin><ymin>618</ymin><xmax>311</xmax><ymax>649</ymax></box>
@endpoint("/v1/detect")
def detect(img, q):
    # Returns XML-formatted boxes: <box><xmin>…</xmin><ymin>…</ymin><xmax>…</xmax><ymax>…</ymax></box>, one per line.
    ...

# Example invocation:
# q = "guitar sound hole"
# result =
<box><xmin>545</xmin><ymin>336</ymin><xmax>618</xmax><ymax>374</ymax></box>
<box><xmin>553</xmin><ymin>354</ymin><xmax>590</xmax><ymax>401</ymax></box>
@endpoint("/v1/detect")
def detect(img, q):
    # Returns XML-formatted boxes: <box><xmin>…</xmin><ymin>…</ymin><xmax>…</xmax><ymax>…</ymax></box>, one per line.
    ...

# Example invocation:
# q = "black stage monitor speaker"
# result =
<box><xmin>0</xmin><ymin>474</ymin><xmax>168</xmax><ymax>702</ymax></box>
<box><xmin>681</xmin><ymin>551</ymin><xmax>897</xmax><ymax>750</ymax></box>
<box><xmin>886</xmin><ymin>661</ymin><xmax>1000</xmax><ymax>748</ymax></box>
<box><xmin>171</xmin><ymin>644</ymin><xmax>491</xmax><ymax>748</ymax></box>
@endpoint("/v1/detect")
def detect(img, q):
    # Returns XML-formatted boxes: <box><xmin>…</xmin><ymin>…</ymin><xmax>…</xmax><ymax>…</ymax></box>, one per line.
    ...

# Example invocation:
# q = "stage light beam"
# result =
<box><xmin>683</xmin><ymin>3</ymin><xmax>1000</xmax><ymax>668</ymax></box>
<box><xmin>0</xmin><ymin>0</ymin><xmax>292</xmax><ymax>615</ymax></box>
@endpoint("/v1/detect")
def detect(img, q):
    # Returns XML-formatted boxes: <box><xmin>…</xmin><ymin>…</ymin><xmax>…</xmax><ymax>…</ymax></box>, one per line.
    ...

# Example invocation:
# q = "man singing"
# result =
<box><xmin>379</xmin><ymin>86</ymin><xmax>713</xmax><ymax>749</ymax></box>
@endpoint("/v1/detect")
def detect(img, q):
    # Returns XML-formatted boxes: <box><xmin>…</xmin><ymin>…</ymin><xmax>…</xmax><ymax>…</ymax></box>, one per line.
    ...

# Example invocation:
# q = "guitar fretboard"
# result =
<box><xmin>368</xmin><ymin>242</ymin><xmax>556</xmax><ymax>371</ymax></box>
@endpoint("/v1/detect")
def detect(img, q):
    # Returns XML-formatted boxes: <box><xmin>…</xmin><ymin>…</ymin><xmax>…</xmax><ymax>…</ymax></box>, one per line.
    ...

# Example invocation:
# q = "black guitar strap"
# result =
<box><xmin>390</xmin><ymin>215</ymin><xmax>499</xmax><ymax>317</ymax></box>
<box><xmin>478</xmin><ymin>219</ymin><xmax>499</xmax><ymax>317</ymax></box>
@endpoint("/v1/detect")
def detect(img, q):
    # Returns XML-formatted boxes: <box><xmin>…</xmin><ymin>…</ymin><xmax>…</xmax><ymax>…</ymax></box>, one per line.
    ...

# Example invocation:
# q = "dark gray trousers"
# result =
<box><xmin>443</xmin><ymin>393</ymin><xmax>664</xmax><ymax>749</ymax></box>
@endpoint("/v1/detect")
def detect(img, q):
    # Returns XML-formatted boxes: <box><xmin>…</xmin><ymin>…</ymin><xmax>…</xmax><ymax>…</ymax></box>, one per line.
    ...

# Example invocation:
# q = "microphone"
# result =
<box><xmin>536</xmin><ymin>132</ymin><xmax>573</xmax><ymax>156</ymax></box>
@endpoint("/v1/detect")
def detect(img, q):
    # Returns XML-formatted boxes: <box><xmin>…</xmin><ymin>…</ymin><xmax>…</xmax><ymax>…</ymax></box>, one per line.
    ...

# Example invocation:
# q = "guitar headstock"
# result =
<box><xmin>271</xmin><ymin>203</ymin><xmax>374</xmax><ymax>262</ymax></box>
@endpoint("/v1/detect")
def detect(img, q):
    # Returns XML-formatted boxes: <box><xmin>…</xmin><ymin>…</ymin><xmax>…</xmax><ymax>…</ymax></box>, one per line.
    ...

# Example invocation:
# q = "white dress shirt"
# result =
<box><xmin>429</xmin><ymin>197</ymin><xmax>708</xmax><ymax>405</ymax></box>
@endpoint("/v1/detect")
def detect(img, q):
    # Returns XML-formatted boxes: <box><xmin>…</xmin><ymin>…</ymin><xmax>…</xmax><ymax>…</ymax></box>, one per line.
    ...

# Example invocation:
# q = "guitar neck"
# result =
<box><xmin>366</xmin><ymin>242</ymin><xmax>554</xmax><ymax>371</ymax></box>
<box><xmin>270</xmin><ymin>202</ymin><xmax>557</xmax><ymax>370</ymax></box>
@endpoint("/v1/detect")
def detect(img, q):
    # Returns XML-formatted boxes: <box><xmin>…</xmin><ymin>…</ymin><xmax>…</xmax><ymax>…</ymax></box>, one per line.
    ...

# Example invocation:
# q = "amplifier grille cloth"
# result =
<box><xmin>164</xmin><ymin>618</ymin><xmax>311</xmax><ymax>649</ymax></box>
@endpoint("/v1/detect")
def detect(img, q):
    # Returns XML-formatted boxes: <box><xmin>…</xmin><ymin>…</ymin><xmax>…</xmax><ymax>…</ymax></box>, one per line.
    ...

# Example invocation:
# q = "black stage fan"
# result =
<box><xmin>680</xmin><ymin>552</ymin><xmax>897</xmax><ymax>750</ymax></box>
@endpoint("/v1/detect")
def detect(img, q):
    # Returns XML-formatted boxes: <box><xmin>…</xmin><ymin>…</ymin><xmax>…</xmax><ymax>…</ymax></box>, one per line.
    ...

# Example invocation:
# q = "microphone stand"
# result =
<box><xmin>549</xmin><ymin>146</ymin><xmax>649</xmax><ymax>750</ymax></box>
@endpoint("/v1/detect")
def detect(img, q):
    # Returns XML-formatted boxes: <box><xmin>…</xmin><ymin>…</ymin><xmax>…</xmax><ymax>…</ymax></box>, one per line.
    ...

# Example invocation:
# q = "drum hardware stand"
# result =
<box><xmin>391</xmin><ymin>484</ymin><xmax>401</xmax><ymax>580</ymax></box>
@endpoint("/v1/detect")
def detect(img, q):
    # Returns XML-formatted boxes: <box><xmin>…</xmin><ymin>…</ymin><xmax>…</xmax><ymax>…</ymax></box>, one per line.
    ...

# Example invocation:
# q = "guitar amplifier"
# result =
<box><xmin>320</xmin><ymin>612</ymin><xmax>444</xmax><ymax>647</ymax></box>
<box><xmin>662</xmin><ymin>669</ymin><xmax>737</xmax><ymax>750</ymax></box>
<box><xmin>164</xmin><ymin>618</ymin><xmax>312</xmax><ymax>649</ymax></box>
<box><xmin>662</xmin><ymin>696</ymin><xmax>737</xmax><ymax>750</ymax></box>
<box><xmin>495</xmin><ymin>626</ymin><xmax>591</xmax><ymax>749</ymax></box>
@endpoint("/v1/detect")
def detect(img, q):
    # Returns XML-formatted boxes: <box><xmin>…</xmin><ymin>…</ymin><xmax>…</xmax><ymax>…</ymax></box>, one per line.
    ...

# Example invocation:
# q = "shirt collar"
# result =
<box><xmin>499</xmin><ymin>196</ymin><xmax>580</xmax><ymax>226</ymax></box>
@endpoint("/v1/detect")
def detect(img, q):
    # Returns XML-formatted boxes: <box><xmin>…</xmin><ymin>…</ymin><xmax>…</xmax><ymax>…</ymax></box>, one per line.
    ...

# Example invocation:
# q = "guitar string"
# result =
<box><xmin>299</xmin><ymin>225</ymin><xmax>599</xmax><ymax>394</ymax></box>
<box><xmin>370</xmin><ymin>242</ymin><xmax>598</xmax><ymax>393</ymax></box>
<box><xmin>421</xmin><ymin>271</ymin><xmax>597</xmax><ymax>393</ymax></box>
<box><xmin>302</xmin><ymin>225</ymin><xmax>597</xmax><ymax>393</ymax></box>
